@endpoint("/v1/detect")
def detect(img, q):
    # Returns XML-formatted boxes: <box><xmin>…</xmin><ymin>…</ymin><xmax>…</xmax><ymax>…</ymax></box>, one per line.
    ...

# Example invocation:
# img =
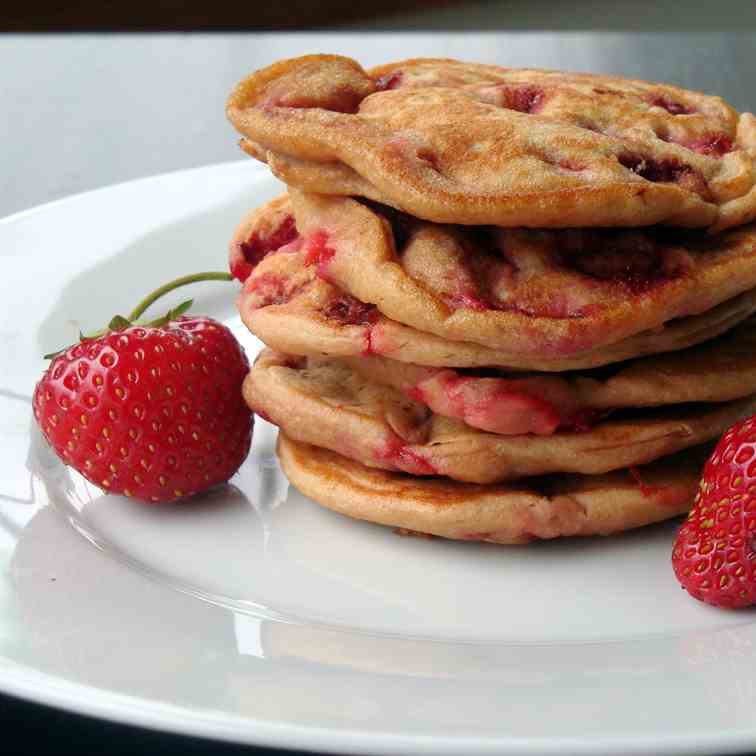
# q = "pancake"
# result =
<box><xmin>343</xmin><ymin>318</ymin><xmax>756</xmax><ymax>435</ymax></box>
<box><xmin>277</xmin><ymin>434</ymin><xmax>707</xmax><ymax>544</ymax></box>
<box><xmin>232</xmin><ymin>202</ymin><xmax>756</xmax><ymax>370</ymax></box>
<box><xmin>227</xmin><ymin>55</ymin><xmax>756</xmax><ymax>231</ymax></box>
<box><xmin>279</xmin><ymin>190</ymin><xmax>756</xmax><ymax>355</ymax></box>
<box><xmin>246</xmin><ymin>349</ymin><xmax>754</xmax><ymax>483</ymax></box>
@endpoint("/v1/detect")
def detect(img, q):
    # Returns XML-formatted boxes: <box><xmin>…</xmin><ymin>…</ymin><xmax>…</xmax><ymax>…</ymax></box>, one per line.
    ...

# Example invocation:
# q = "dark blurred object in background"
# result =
<box><xmin>2</xmin><ymin>0</ymin><xmax>460</xmax><ymax>31</ymax></box>
<box><xmin>3</xmin><ymin>0</ymin><xmax>756</xmax><ymax>32</ymax></box>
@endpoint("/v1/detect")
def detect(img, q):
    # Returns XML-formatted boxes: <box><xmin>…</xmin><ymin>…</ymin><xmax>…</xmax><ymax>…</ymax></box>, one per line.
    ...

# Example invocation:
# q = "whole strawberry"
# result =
<box><xmin>33</xmin><ymin>273</ymin><xmax>253</xmax><ymax>503</ymax></box>
<box><xmin>672</xmin><ymin>416</ymin><xmax>756</xmax><ymax>608</ymax></box>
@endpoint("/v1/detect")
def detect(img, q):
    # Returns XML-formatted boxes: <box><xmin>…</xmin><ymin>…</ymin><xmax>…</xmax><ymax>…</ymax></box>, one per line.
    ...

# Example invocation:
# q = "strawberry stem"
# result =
<box><xmin>128</xmin><ymin>271</ymin><xmax>233</xmax><ymax>321</ymax></box>
<box><xmin>42</xmin><ymin>271</ymin><xmax>234</xmax><ymax>360</ymax></box>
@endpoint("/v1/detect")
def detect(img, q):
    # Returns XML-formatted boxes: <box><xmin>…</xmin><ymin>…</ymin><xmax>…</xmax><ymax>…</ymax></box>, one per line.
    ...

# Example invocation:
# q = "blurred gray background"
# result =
<box><xmin>3</xmin><ymin>25</ymin><xmax>756</xmax><ymax>218</ymax></box>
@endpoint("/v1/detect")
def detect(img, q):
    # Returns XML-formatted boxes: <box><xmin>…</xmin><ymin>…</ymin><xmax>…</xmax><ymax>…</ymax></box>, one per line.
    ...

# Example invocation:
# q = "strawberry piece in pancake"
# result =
<box><xmin>246</xmin><ymin>349</ymin><xmax>755</xmax><ymax>484</ymax></box>
<box><xmin>344</xmin><ymin>318</ymin><xmax>756</xmax><ymax>435</ymax></box>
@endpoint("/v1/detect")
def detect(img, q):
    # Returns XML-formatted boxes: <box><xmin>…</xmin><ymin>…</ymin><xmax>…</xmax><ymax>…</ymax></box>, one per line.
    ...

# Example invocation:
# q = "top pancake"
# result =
<box><xmin>227</xmin><ymin>55</ymin><xmax>756</xmax><ymax>230</ymax></box>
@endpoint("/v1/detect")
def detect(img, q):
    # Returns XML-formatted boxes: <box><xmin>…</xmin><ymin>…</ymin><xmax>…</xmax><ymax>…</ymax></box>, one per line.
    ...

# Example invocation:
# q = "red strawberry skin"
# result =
<box><xmin>33</xmin><ymin>316</ymin><xmax>252</xmax><ymax>503</ymax></box>
<box><xmin>672</xmin><ymin>416</ymin><xmax>756</xmax><ymax>608</ymax></box>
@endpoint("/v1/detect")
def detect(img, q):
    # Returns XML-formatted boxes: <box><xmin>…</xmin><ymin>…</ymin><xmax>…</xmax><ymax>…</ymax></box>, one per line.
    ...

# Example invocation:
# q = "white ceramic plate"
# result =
<box><xmin>2</xmin><ymin>161</ymin><xmax>756</xmax><ymax>756</ymax></box>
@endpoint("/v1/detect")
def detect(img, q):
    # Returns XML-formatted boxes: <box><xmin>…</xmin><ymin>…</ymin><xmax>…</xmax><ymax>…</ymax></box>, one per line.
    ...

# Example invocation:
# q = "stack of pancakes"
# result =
<box><xmin>225</xmin><ymin>55</ymin><xmax>756</xmax><ymax>543</ymax></box>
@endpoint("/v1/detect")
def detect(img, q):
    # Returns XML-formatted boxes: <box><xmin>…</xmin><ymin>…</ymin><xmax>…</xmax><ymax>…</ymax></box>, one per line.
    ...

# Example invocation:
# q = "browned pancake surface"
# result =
<box><xmin>227</xmin><ymin>55</ymin><xmax>756</xmax><ymax>230</ymax></box>
<box><xmin>278</xmin><ymin>434</ymin><xmax>707</xmax><ymax>543</ymax></box>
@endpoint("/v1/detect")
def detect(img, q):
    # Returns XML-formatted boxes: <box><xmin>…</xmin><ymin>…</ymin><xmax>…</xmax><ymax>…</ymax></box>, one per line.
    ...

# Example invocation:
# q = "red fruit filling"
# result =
<box><xmin>437</xmin><ymin>225</ymin><xmax>687</xmax><ymax>321</ymax></box>
<box><xmin>629</xmin><ymin>466</ymin><xmax>660</xmax><ymax>497</ymax></box>
<box><xmin>406</xmin><ymin>385</ymin><xmax>426</xmax><ymax>404</ymax></box>
<box><xmin>374</xmin><ymin>71</ymin><xmax>403</xmax><ymax>91</ymax></box>
<box><xmin>304</xmin><ymin>230</ymin><xmax>336</xmax><ymax>281</ymax></box>
<box><xmin>684</xmin><ymin>133</ymin><xmax>733</xmax><ymax>156</ymax></box>
<box><xmin>232</xmin><ymin>215</ymin><xmax>299</xmax><ymax>282</ymax></box>
<box><xmin>502</xmin><ymin>85</ymin><xmax>545</xmax><ymax>114</ymax></box>
<box><xmin>418</xmin><ymin>372</ymin><xmax>608</xmax><ymax>436</ymax></box>
<box><xmin>444</xmin><ymin>234</ymin><xmax>593</xmax><ymax>319</ymax></box>
<box><xmin>377</xmin><ymin>437</ymin><xmax>437</xmax><ymax>476</ymax></box>
<box><xmin>618</xmin><ymin>153</ymin><xmax>692</xmax><ymax>183</ymax></box>
<box><xmin>566</xmin><ymin>238</ymin><xmax>670</xmax><ymax>296</ymax></box>
<box><xmin>362</xmin><ymin>325</ymin><xmax>378</xmax><ymax>356</ymax></box>
<box><xmin>555</xmin><ymin>159</ymin><xmax>585</xmax><ymax>172</ymax></box>
<box><xmin>417</xmin><ymin>148</ymin><xmax>441</xmax><ymax>172</ymax></box>
<box><xmin>443</xmin><ymin>290</ymin><xmax>490</xmax><ymax>311</ymax></box>
<box><xmin>618</xmin><ymin>154</ymin><xmax>710</xmax><ymax>199</ymax></box>
<box><xmin>438</xmin><ymin>234</ymin><xmax>514</xmax><ymax>313</ymax></box>
<box><xmin>246</xmin><ymin>273</ymin><xmax>294</xmax><ymax>308</ymax></box>
<box><xmin>571</xmin><ymin>247</ymin><xmax>657</xmax><ymax>281</ymax></box>
<box><xmin>322</xmin><ymin>296</ymin><xmax>379</xmax><ymax>326</ymax></box>
<box><xmin>647</xmin><ymin>95</ymin><xmax>694</xmax><ymax>115</ymax></box>
<box><xmin>562</xmin><ymin>408</ymin><xmax>610</xmax><ymax>433</ymax></box>
<box><xmin>557</xmin><ymin>228</ymin><xmax>690</xmax><ymax>297</ymax></box>
<box><xmin>459</xmin><ymin>381</ymin><xmax>562</xmax><ymax>435</ymax></box>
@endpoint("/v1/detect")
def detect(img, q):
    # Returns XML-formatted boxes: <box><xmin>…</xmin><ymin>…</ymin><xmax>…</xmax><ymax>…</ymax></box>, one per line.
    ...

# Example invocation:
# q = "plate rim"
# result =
<box><xmin>3</xmin><ymin>160</ymin><xmax>756</xmax><ymax>756</ymax></box>
<box><xmin>0</xmin><ymin>158</ymin><xmax>257</xmax><ymax>228</ymax></box>
<box><xmin>3</xmin><ymin>655</ymin><xmax>756</xmax><ymax>756</ymax></box>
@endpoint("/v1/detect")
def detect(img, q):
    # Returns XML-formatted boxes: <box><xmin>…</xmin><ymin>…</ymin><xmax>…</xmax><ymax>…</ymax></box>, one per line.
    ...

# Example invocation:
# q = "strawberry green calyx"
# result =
<box><xmin>43</xmin><ymin>271</ymin><xmax>234</xmax><ymax>359</ymax></box>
